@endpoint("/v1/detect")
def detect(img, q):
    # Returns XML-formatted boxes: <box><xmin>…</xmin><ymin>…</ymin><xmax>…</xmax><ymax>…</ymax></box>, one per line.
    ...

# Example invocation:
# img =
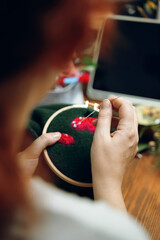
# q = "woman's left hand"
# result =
<box><xmin>18</xmin><ymin>132</ymin><xmax>61</xmax><ymax>177</ymax></box>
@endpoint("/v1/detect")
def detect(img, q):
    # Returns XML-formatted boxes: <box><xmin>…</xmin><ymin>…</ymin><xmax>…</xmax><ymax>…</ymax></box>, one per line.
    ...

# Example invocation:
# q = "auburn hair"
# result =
<box><xmin>0</xmin><ymin>0</ymin><xmax>117</xmax><ymax>81</ymax></box>
<box><xmin>0</xmin><ymin>0</ymin><xmax>121</xmax><ymax>238</ymax></box>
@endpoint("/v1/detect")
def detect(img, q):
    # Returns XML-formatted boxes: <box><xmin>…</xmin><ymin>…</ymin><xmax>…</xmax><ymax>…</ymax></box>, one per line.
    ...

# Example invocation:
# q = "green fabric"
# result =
<box><xmin>28</xmin><ymin>104</ymin><xmax>68</xmax><ymax>139</ymax></box>
<box><xmin>28</xmin><ymin>104</ymin><xmax>98</xmax><ymax>184</ymax></box>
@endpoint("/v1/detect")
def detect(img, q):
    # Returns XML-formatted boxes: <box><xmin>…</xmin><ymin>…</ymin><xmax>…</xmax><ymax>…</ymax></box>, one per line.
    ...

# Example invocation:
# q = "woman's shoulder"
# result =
<box><xmin>30</xmin><ymin>177</ymin><xmax>150</xmax><ymax>240</ymax></box>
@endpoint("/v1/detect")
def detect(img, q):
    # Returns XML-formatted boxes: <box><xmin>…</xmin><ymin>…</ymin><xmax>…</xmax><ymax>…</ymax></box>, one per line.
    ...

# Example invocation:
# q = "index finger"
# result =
<box><xmin>109</xmin><ymin>97</ymin><xmax>135</xmax><ymax>130</ymax></box>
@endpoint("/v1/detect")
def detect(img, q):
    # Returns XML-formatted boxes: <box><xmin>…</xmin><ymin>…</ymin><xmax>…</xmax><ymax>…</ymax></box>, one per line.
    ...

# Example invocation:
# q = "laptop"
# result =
<box><xmin>87</xmin><ymin>15</ymin><xmax>160</xmax><ymax>106</ymax></box>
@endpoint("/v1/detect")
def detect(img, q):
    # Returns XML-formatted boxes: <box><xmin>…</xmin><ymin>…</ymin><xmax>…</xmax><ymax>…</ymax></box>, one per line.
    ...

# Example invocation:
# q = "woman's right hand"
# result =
<box><xmin>91</xmin><ymin>97</ymin><xmax>138</xmax><ymax>210</ymax></box>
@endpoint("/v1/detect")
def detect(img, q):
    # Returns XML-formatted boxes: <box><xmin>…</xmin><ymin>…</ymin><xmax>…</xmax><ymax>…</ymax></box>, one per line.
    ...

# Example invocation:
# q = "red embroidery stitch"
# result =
<box><xmin>71</xmin><ymin>117</ymin><xmax>97</xmax><ymax>133</ymax></box>
<box><xmin>59</xmin><ymin>133</ymin><xmax>75</xmax><ymax>145</ymax></box>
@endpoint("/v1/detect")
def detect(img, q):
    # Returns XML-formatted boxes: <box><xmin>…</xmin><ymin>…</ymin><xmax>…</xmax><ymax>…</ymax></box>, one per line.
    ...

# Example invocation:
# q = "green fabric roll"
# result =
<box><xmin>28</xmin><ymin>104</ymin><xmax>68</xmax><ymax>139</ymax></box>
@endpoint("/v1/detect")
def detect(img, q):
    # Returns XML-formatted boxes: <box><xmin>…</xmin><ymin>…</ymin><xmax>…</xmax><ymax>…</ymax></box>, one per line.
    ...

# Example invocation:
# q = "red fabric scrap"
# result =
<box><xmin>71</xmin><ymin>117</ymin><xmax>97</xmax><ymax>133</ymax></box>
<box><xmin>58</xmin><ymin>133</ymin><xmax>75</xmax><ymax>145</ymax></box>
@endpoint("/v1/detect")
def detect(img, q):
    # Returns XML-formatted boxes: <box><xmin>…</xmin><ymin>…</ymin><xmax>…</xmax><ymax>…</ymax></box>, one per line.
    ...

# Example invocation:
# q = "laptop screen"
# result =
<box><xmin>93</xmin><ymin>18</ymin><xmax>160</xmax><ymax>100</ymax></box>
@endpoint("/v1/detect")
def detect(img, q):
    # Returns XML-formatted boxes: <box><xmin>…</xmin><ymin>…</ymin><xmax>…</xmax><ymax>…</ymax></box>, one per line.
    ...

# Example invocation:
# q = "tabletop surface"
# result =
<box><xmin>123</xmin><ymin>153</ymin><xmax>160</xmax><ymax>240</ymax></box>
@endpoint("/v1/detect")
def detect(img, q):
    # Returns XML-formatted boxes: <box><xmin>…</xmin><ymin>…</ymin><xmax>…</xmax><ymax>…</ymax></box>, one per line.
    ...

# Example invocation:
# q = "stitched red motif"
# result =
<box><xmin>59</xmin><ymin>133</ymin><xmax>75</xmax><ymax>145</ymax></box>
<box><xmin>71</xmin><ymin>117</ymin><xmax>97</xmax><ymax>133</ymax></box>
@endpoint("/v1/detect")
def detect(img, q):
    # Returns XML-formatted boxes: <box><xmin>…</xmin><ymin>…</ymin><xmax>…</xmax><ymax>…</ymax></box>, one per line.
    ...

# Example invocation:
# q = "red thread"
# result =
<box><xmin>59</xmin><ymin>133</ymin><xmax>75</xmax><ymax>145</ymax></box>
<box><xmin>71</xmin><ymin>117</ymin><xmax>97</xmax><ymax>133</ymax></box>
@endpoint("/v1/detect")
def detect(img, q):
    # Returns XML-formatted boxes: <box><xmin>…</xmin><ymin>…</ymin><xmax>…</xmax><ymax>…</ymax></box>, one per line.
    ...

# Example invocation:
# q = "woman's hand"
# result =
<box><xmin>18</xmin><ymin>132</ymin><xmax>61</xmax><ymax>178</ymax></box>
<box><xmin>91</xmin><ymin>98</ymin><xmax>138</xmax><ymax>210</ymax></box>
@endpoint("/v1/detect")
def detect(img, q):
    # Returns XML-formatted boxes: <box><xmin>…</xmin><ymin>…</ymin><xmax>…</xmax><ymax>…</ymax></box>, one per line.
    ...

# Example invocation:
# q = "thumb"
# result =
<box><xmin>21</xmin><ymin>132</ymin><xmax>61</xmax><ymax>160</ymax></box>
<box><xmin>96</xmin><ymin>99</ymin><xmax>112</xmax><ymax>136</ymax></box>
<box><xmin>18</xmin><ymin>132</ymin><xmax>61</xmax><ymax>177</ymax></box>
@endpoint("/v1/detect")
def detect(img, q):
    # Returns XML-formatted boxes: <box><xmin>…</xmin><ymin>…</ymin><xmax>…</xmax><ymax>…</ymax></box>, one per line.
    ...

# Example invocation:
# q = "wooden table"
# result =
<box><xmin>123</xmin><ymin>153</ymin><xmax>160</xmax><ymax>240</ymax></box>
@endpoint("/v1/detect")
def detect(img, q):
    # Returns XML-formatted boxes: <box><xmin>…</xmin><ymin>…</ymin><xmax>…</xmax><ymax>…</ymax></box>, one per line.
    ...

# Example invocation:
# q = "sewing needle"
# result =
<box><xmin>77</xmin><ymin>110</ymin><xmax>96</xmax><ymax>125</ymax></box>
<box><xmin>78</xmin><ymin>97</ymin><xmax>120</xmax><ymax>125</ymax></box>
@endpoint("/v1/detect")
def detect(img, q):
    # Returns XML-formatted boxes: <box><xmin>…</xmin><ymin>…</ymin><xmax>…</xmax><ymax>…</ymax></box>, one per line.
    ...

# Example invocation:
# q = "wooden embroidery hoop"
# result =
<box><xmin>42</xmin><ymin>102</ymin><xmax>99</xmax><ymax>188</ymax></box>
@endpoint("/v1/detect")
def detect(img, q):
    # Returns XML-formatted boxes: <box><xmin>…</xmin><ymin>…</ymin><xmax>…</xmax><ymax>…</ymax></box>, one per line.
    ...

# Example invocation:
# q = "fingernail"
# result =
<box><xmin>52</xmin><ymin>132</ymin><xmax>61</xmax><ymax>139</ymax></box>
<box><xmin>111</xmin><ymin>95</ymin><xmax>118</xmax><ymax>98</ymax></box>
<box><xmin>101</xmin><ymin>99</ymin><xmax>110</xmax><ymax>109</ymax></box>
